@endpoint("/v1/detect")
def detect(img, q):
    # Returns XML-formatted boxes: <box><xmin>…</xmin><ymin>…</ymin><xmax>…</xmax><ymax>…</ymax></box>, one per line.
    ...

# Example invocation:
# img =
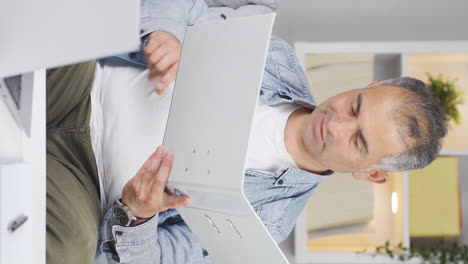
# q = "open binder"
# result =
<box><xmin>163</xmin><ymin>13</ymin><xmax>289</xmax><ymax>264</ymax></box>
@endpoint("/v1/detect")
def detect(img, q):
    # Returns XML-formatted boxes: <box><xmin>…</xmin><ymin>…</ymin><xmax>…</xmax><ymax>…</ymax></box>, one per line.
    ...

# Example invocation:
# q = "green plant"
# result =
<box><xmin>357</xmin><ymin>240</ymin><xmax>468</xmax><ymax>264</ymax></box>
<box><xmin>427</xmin><ymin>73</ymin><xmax>465</xmax><ymax>126</ymax></box>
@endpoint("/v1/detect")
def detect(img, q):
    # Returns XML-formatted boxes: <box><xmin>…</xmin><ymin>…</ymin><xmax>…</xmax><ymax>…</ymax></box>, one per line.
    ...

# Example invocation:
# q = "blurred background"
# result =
<box><xmin>273</xmin><ymin>0</ymin><xmax>468</xmax><ymax>43</ymax></box>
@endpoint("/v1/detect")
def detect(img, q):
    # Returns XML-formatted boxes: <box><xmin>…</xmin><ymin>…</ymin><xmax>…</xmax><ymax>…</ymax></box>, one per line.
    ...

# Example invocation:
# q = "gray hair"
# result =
<box><xmin>367</xmin><ymin>77</ymin><xmax>447</xmax><ymax>172</ymax></box>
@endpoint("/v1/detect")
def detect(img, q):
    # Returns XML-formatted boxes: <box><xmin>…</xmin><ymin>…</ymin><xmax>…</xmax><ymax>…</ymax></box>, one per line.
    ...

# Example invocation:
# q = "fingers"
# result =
<box><xmin>163</xmin><ymin>193</ymin><xmax>192</xmax><ymax>209</ymax></box>
<box><xmin>145</xmin><ymin>34</ymin><xmax>175</xmax><ymax>77</ymax></box>
<box><xmin>147</xmin><ymin>50</ymin><xmax>178</xmax><ymax>93</ymax></box>
<box><xmin>143</xmin><ymin>32</ymin><xmax>165</xmax><ymax>59</ymax></box>
<box><xmin>148</xmin><ymin>51</ymin><xmax>178</xmax><ymax>79</ymax></box>
<box><xmin>155</xmin><ymin>62</ymin><xmax>178</xmax><ymax>93</ymax></box>
<box><xmin>121</xmin><ymin>145</ymin><xmax>193</xmax><ymax>218</ymax></box>
<box><xmin>128</xmin><ymin>146</ymin><xmax>165</xmax><ymax>200</ymax></box>
<box><xmin>143</xmin><ymin>31</ymin><xmax>181</xmax><ymax>94</ymax></box>
<box><xmin>147</xmin><ymin>151</ymin><xmax>175</xmax><ymax>202</ymax></box>
<box><xmin>147</xmin><ymin>48</ymin><xmax>166</xmax><ymax>70</ymax></box>
<box><xmin>135</xmin><ymin>146</ymin><xmax>166</xmax><ymax>182</ymax></box>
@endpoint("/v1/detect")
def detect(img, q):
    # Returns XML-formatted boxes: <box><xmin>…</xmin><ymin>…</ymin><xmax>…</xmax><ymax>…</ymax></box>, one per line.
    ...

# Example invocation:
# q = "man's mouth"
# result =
<box><xmin>315</xmin><ymin>116</ymin><xmax>324</xmax><ymax>143</ymax></box>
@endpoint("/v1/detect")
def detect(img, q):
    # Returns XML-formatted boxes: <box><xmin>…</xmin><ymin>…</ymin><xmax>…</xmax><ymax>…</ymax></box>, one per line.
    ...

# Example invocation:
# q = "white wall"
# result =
<box><xmin>272</xmin><ymin>0</ymin><xmax>468</xmax><ymax>43</ymax></box>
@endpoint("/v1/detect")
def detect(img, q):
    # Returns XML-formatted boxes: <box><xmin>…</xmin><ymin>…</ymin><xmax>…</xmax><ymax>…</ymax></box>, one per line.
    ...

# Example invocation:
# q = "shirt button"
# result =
<box><xmin>202</xmin><ymin>249</ymin><xmax>209</xmax><ymax>257</ymax></box>
<box><xmin>220</xmin><ymin>14</ymin><xmax>226</xmax><ymax>20</ymax></box>
<box><xmin>115</xmin><ymin>231</ymin><xmax>123</xmax><ymax>236</ymax></box>
<box><xmin>277</xmin><ymin>179</ymin><xmax>284</xmax><ymax>185</ymax></box>
<box><xmin>260</xmin><ymin>90</ymin><xmax>264</xmax><ymax>95</ymax></box>
<box><xmin>129</xmin><ymin>52</ymin><xmax>136</xmax><ymax>59</ymax></box>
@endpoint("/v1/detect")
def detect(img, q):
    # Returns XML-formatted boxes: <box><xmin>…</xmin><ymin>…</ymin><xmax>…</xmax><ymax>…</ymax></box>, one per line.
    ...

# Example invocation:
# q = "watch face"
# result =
<box><xmin>113</xmin><ymin>206</ymin><xmax>130</xmax><ymax>226</ymax></box>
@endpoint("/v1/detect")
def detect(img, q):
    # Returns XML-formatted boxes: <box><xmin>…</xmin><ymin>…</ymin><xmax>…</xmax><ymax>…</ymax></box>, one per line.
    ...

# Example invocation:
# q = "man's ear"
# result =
<box><xmin>352</xmin><ymin>169</ymin><xmax>389</xmax><ymax>184</ymax></box>
<box><xmin>367</xmin><ymin>80</ymin><xmax>382</xmax><ymax>87</ymax></box>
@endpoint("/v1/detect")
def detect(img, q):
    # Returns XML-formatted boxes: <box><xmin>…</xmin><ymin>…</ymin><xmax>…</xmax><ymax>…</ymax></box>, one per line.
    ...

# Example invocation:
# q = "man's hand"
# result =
<box><xmin>121</xmin><ymin>146</ymin><xmax>191</xmax><ymax>219</ymax></box>
<box><xmin>144</xmin><ymin>31</ymin><xmax>182</xmax><ymax>95</ymax></box>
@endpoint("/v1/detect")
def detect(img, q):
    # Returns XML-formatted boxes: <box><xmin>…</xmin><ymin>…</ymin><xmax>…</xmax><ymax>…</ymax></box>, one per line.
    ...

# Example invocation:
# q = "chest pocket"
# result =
<box><xmin>259</xmin><ymin>36</ymin><xmax>316</xmax><ymax>107</ymax></box>
<box><xmin>243</xmin><ymin>169</ymin><xmax>319</xmax><ymax>243</ymax></box>
<box><xmin>254</xmin><ymin>183</ymin><xmax>318</xmax><ymax>243</ymax></box>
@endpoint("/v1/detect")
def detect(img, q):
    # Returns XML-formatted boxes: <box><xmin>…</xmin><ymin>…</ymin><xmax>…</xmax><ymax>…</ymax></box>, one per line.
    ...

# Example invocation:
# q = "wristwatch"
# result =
<box><xmin>112</xmin><ymin>199</ymin><xmax>137</xmax><ymax>227</ymax></box>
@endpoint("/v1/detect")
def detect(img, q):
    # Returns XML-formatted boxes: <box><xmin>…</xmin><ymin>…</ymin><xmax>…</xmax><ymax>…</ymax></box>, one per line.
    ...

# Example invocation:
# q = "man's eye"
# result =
<box><xmin>350</xmin><ymin>103</ymin><xmax>356</xmax><ymax>116</ymax></box>
<box><xmin>353</xmin><ymin>132</ymin><xmax>362</xmax><ymax>150</ymax></box>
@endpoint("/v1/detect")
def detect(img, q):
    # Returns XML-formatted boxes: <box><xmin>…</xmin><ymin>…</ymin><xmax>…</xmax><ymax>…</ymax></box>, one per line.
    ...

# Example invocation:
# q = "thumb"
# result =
<box><xmin>163</xmin><ymin>193</ymin><xmax>192</xmax><ymax>209</ymax></box>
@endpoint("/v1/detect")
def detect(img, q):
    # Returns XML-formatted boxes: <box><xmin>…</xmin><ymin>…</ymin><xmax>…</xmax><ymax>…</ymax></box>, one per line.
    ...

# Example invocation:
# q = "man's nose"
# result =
<box><xmin>327</xmin><ymin>113</ymin><xmax>357</xmax><ymax>139</ymax></box>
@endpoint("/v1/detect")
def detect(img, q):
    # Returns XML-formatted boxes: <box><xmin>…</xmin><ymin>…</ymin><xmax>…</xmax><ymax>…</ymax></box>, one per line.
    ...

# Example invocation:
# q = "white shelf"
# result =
<box><xmin>23</xmin><ymin>70</ymin><xmax>46</xmax><ymax>264</ymax></box>
<box><xmin>0</xmin><ymin>70</ymin><xmax>46</xmax><ymax>264</ymax></box>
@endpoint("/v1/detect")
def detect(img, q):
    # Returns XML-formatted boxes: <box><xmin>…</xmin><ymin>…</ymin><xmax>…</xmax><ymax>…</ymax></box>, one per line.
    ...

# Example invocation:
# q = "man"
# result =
<box><xmin>45</xmin><ymin>0</ymin><xmax>446</xmax><ymax>264</ymax></box>
<box><xmin>93</xmin><ymin>0</ymin><xmax>447</xmax><ymax>263</ymax></box>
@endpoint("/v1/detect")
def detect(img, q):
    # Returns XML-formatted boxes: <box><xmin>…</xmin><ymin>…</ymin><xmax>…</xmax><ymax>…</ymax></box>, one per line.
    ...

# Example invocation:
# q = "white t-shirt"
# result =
<box><xmin>90</xmin><ymin>59</ymin><xmax>174</xmax><ymax>211</ymax></box>
<box><xmin>90</xmin><ymin>60</ymin><xmax>299</xmax><ymax>212</ymax></box>
<box><xmin>245</xmin><ymin>103</ymin><xmax>299</xmax><ymax>172</ymax></box>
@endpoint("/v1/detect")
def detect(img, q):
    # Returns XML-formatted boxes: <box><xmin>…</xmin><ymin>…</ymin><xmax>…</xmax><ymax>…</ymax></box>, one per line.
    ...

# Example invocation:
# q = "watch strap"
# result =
<box><xmin>114</xmin><ymin>198</ymin><xmax>154</xmax><ymax>227</ymax></box>
<box><xmin>129</xmin><ymin>217</ymin><xmax>153</xmax><ymax>227</ymax></box>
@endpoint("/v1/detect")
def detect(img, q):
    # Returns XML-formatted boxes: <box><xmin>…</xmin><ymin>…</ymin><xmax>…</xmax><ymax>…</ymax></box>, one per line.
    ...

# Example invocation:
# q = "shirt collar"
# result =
<box><xmin>275</xmin><ymin>167</ymin><xmax>332</xmax><ymax>186</ymax></box>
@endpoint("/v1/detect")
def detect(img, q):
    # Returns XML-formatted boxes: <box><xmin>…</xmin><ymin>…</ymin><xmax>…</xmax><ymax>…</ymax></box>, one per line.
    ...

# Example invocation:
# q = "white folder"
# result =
<box><xmin>163</xmin><ymin>13</ymin><xmax>289</xmax><ymax>264</ymax></box>
<box><xmin>0</xmin><ymin>0</ymin><xmax>139</xmax><ymax>78</ymax></box>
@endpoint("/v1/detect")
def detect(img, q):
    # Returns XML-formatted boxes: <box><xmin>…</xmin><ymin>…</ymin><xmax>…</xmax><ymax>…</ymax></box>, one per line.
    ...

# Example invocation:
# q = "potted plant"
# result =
<box><xmin>427</xmin><ymin>73</ymin><xmax>465</xmax><ymax>127</ymax></box>
<box><xmin>358</xmin><ymin>240</ymin><xmax>468</xmax><ymax>264</ymax></box>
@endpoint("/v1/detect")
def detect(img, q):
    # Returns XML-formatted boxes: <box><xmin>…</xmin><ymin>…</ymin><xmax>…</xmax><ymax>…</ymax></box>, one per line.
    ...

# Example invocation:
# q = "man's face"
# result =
<box><xmin>301</xmin><ymin>85</ymin><xmax>409</xmax><ymax>173</ymax></box>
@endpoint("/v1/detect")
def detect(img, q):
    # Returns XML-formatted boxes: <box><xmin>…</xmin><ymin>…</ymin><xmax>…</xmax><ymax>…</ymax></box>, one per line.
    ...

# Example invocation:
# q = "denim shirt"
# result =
<box><xmin>97</xmin><ymin>1</ymin><xmax>331</xmax><ymax>263</ymax></box>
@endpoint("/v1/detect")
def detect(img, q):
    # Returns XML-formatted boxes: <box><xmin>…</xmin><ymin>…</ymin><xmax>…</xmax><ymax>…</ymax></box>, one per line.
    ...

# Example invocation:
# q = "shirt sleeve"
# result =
<box><xmin>140</xmin><ymin>0</ymin><xmax>220</xmax><ymax>44</ymax></box>
<box><xmin>99</xmin><ymin>208</ymin><xmax>211</xmax><ymax>264</ymax></box>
